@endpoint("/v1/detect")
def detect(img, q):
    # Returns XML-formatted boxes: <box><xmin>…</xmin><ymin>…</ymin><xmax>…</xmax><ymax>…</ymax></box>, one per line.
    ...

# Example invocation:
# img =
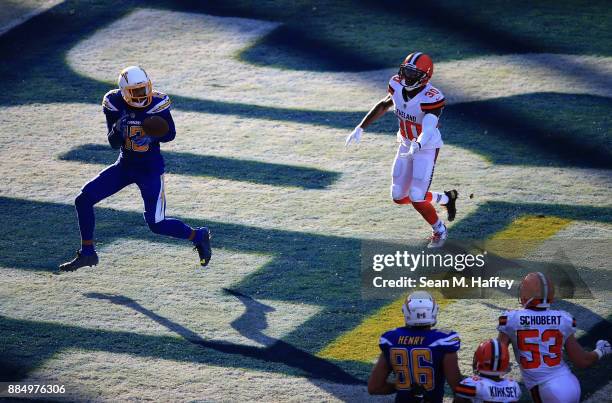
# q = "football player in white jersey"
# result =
<box><xmin>454</xmin><ymin>339</ymin><xmax>521</xmax><ymax>403</ymax></box>
<box><xmin>346</xmin><ymin>52</ymin><xmax>458</xmax><ymax>248</ymax></box>
<box><xmin>497</xmin><ymin>272</ymin><xmax>611</xmax><ymax>403</ymax></box>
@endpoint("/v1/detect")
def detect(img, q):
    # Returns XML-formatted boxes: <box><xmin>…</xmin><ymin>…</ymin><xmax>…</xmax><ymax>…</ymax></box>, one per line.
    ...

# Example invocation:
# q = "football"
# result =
<box><xmin>142</xmin><ymin>115</ymin><xmax>169</xmax><ymax>137</ymax></box>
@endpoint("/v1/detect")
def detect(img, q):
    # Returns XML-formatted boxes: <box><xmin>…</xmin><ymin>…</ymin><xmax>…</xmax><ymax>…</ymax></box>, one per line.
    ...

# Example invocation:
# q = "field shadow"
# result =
<box><xmin>59</xmin><ymin>144</ymin><xmax>340</xmax><ymax>189</ymax></box>
<box><xmin>82</xmin><ymin>292</ymin><xmax>362</xmax><ymax>387</ymax></box>
<box><xmin>1</xmin><ymin>196</ymin><xmax>611</xmax><ymax>394</ymax></box>
<box><xmin>224</xmin><ymin>288</ymin><xmax>277</xmax><ymax>346</ymax></box>
<box><xmin>0</xmin><ymin>2</ymin><xmax>608</xmax><ymax>169</ymax></box>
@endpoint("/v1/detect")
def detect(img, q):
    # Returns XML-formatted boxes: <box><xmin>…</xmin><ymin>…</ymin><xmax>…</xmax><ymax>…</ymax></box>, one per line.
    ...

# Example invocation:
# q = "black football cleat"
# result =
<box><xmin>443</xmin><ymin>189</ymin><xmax>458</xmax><ymax>222</ymax></box>
<box><xmin>194</xmin><ymin>227</ymin><xmax>212</xmax><ymax>267</ymax></box>
<box><xmin>58</xmin><ymin>251</ymin><xmax>99</xmax><ymax>272</ymax></box>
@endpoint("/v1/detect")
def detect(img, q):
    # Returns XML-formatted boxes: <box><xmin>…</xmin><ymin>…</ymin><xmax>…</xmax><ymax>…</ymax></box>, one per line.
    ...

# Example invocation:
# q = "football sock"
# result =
<box><xmin>191</xmin><ymin>228</ymin><xmax>204</xmax><ymax>244</ymax></box>
<box><xmin>394</xmin><ymin>192</ymin><xmax>441</xmax><ymax>205</ymax></box>
<box><xmin>432</xmin><ymin>219</ymin><xmax>446</xmax><ymax>233</ymax></box>
<box><xmin>430</xmin><ymin>191</ymin><xmax>449</xmax><ymax>205</ymax></box>
<box><xmin>412</xmin><ymin>201</ymin><xmax>439</xmax><ymax>225</ymax></box>
<box><xmin>75</xmin><ymin>193</ymin><xmax>95</xmax><ymax>245</ymax></box>
<box><xmin>148</xmin><ymin>218</ymin><xmax>193</xmax><ymax>239</ymax></box>
<box><xmin>80</xmin><ymin>241</ymin><xmax>95</xmax><ymax>256</ymax></box>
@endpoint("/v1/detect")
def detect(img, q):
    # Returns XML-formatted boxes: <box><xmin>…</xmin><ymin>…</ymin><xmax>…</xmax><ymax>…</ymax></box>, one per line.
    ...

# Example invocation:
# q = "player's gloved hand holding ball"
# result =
<box><xmin>345</xmin><ymin>126</ymin><xmax>363</xmax><ymax>146</ymax></box>
<box><xmin>133</xmin><ymin>135</ymin><xmax>153</xmax><ymax>146</ymax></box>
<box><xmin>595</xmin><ymin>340</ymin><xmax>611</xmax><ymax>359</ymax></box>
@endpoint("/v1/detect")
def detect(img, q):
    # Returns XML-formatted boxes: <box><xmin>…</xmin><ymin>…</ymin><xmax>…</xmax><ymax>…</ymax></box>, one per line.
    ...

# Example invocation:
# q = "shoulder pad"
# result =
<box><xmin>456</xmin><ymin>377</ymin><xmax>477</xmax><ymax>398</ymax></box>
<box><xmin>102</xmin><ymin>89</ymin><xmax>121</xmax><ymax>112</ymax></box>
<box><xmin>461</xmin><ymin>376</ymin><xmax>479</xmax><ymax>387</ymax></box>
<box><xmin>147</xmin><ymin>91</ymin><xmax>171</xmax><ymax>114</ymax></box>
<box><xmin>388</xmin><ymin>75</ymin><xmax>403</xmax><ymax>93</ymax></box>
<box><xmin>429</xmin><ymin>330</ymin><xmax>460</xmax><ymax>347</ymax></box>
<box><xmin>379</xmin><ymin>334</ymin><xmax>393</xmax><ymax>347</ymax></box>
<box><xmin>420</xmin><ymin>85</ymin><xmax>445</xmax><ymax>110</ymax></box>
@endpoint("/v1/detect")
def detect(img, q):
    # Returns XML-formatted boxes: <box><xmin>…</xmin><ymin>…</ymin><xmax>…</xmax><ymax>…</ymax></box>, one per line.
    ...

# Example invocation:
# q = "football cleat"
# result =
<box><xmin>519</xmin><ymin>272</ymin><xmax>554</xmax><ymax>309</ymax></box>
<box><xmin>58</xmin><ymin>251</ymin><xmax>99</xmax><ymax>272</ymax></box>
<box><xmin>443</xmin><ymin>189</ymin><xmax>458</xmax><ymax>222</ymax></box>
<box><xmin>194</xmin><ymin>227</ymin><xmax>212</xmax><ymax>267</ymax></box>
<box><xmin>427</xmin><ymin>225</ymin><xmax>448</xmax><ymax>249</ymax></box>
<box><xmin>473</xmin><ymin>339</ymin><xmax>510</xmax><ymax>376</ymax></box>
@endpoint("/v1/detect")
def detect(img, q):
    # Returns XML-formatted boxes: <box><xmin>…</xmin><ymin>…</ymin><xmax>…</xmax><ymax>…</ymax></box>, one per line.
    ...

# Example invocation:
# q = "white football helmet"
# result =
<box><xmin>402</xmin><ymin>291</ymin><xmax>439</xmax><ymax>327</ymax></box>
<box><xmin>118</xmin><ymin>66</ymin><xmax>153</xmax><ymax>108</ymax></box>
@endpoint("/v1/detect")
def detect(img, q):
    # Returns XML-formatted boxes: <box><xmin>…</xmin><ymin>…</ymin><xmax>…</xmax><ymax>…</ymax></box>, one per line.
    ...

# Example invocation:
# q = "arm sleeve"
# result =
<box><xmin>416</xmin><ymin>113</ymin><xmax>438</xmax><ymax>146</ymax></box>
<box><xmin>155</xmin><ymin>109</ymin><xmax>176</xmax><ymax>143</ymax></box>
<box><xmin>105</xmin><ymin>110</ymin><xmax>124</xmax><ymax>149</ymax></box>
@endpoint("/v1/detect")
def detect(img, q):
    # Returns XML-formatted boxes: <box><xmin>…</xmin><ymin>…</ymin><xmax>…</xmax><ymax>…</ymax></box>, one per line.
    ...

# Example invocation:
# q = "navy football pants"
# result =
<box><xmin>75</xmin><ymin>162</ymin><xmax>192</xmax><ymax>242</ymax></box>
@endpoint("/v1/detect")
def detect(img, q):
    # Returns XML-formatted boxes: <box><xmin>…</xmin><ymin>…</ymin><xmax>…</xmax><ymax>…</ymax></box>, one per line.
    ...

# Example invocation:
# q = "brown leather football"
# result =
<box><xmin>142</xmin><ymin>116</ymin><xmax>169</xmax><ymax>137</ymax></box>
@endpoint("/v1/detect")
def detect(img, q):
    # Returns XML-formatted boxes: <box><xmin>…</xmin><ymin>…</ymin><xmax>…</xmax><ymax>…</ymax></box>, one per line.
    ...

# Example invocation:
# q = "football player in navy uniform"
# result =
<box><xmin>368</xmin><ymin>291</ymin><xmax>462</xmax><ymax>402</ymax></box>
<box><xmin>59</xmin><ymin>66</ymin><xmax>211</xmax><ymax>271</ymax></box>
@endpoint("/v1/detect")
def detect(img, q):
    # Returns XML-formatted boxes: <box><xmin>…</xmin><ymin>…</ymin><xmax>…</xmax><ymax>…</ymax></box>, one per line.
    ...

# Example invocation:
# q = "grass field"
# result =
<box><xmin>0</xmin><ymin>1</ymin><xmax>610</xmax><ymax>402</ymax></box>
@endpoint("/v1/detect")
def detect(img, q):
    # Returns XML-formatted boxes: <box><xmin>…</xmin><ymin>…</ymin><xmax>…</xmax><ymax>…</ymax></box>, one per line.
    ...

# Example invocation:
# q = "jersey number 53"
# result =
<box><xmin>517</xmin><ymin>329</ymin><xmax>563</xmax><ymax>369</ymax></box>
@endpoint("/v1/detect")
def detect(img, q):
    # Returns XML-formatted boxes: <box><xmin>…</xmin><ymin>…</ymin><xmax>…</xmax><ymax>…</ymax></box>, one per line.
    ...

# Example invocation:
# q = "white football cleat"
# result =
<box><xmin>427</xmin><ymin>225</ymin><xmax>448</xmax><ymax>248</ymax></box>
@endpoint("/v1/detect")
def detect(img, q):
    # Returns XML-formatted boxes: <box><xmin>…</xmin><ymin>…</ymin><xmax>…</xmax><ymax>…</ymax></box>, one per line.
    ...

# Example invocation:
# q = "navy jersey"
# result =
<box><xmin>102</xmin><ymin>89</ymin><xmax>176</xmax><ymax>174</ymax></box>
<box><xmin>379</xmin><ymin>327</ymin><xmax>460</xmax><ymax>403</ymax></box>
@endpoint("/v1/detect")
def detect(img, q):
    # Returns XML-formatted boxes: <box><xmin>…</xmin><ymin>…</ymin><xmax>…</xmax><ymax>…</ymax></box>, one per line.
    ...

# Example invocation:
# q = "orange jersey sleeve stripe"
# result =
<box><xmin>455</xmin><ymin>386</ymin><xmax>477</xmax><ymax>396</ymax></box>
<box><xmin>421</xmin><ymin>99</ymin><xmax>445</xmax><ymax>110</ymax></box>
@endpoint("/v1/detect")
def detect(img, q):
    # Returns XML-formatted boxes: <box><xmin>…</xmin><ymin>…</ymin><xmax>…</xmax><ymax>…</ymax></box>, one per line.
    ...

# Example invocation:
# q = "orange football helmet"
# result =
<box><xmin>519</xmin><ymin>272</ymin><xmax>555</xmax><ymax>309</ymax></box>
<box><xmin>398</xmin><ymin>52</ymin><xmax>434</xmax><ymax>91</ymax></box>
<box><xmin>473</xmin><ymin>339</ymin><xmax>510</xmax><ymax>376</ymax></box>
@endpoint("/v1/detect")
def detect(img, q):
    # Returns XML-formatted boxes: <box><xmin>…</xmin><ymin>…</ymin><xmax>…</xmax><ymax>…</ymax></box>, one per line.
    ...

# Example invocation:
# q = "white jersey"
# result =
<box><xmin>497</xmin><ymin>309</ymin><xmax>576</xmax><ymax>390</ymax></box>
<box><xmin>387</xmin><ymin>76</ymin><xmax>445</xmax><ymax>149</ymax></box>
<box><xmin>456</xmin><ymin>375</ymin><xmax>521</xmax><ymax>402</ymax></box>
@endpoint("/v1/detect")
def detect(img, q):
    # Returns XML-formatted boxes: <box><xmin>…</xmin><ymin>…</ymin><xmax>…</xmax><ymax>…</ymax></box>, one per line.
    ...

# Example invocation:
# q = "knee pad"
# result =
<box><xmin>391</xmin><ymin>184</ymin><xmax>407</xmax><ymax>201</ymax></box>
<box><xmin>147</xmin><ymin>220</ymin><xmax>164</xmax><ymax>234</ymax></box>
<box><xmin>408</xmin><ymin>186</ymin><xmax>426</xmax><ymax>202</ymax></box>
<box><xmin>75</xmin><ymin>192</ymin><xmax>92</xmax><ymax>208</ymax></box>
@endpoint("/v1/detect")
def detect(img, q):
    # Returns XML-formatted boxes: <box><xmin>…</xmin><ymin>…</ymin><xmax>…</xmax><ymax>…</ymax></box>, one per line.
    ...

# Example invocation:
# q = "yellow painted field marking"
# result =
<box><xmin>317</xmin><ymin>215</ymin><xmax>573</xmax><ymax>363</ymax></box>
<box><xmin>487</xmin><ymin>215</ymin><xmax>572</xmax><ymax>259</ymax></box>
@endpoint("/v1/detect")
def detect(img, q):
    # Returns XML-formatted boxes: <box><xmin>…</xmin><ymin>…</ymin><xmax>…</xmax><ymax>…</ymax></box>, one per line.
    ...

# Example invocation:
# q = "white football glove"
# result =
<box><xmin>345</xmin><ymin>127</ymin><xmax>363</xmax><ymax>146</ymax></box>
<box><xmin>594</xmin><ymin>340</ymin><xmax>611</xmax><ymax>359</ymax></box>
<box><xmin>407</xmin><ymin>140</ymin><xmax>421</xmax><ymax>157</ymax></box>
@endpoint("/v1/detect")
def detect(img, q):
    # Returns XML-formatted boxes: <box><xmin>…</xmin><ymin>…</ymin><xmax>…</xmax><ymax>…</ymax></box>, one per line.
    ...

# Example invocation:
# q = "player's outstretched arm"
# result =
<box><xmin>346</xmin><ymin>94</ymin><xmax>393</xmax><ymax>146</ymax></box>
<box><xmin>367</xmin><ymin>353</ymin><xmax>396</xmax><ymax>395</ymax></box>
<box><xmin>566</xmin><ymin>335</ymin><xmax>611</xmax><ymax>368</ymax></box>
<box><xmin>443</xmin><ymin>352</ymin><xmax>462</xmax><ymax>390</ymax></box>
